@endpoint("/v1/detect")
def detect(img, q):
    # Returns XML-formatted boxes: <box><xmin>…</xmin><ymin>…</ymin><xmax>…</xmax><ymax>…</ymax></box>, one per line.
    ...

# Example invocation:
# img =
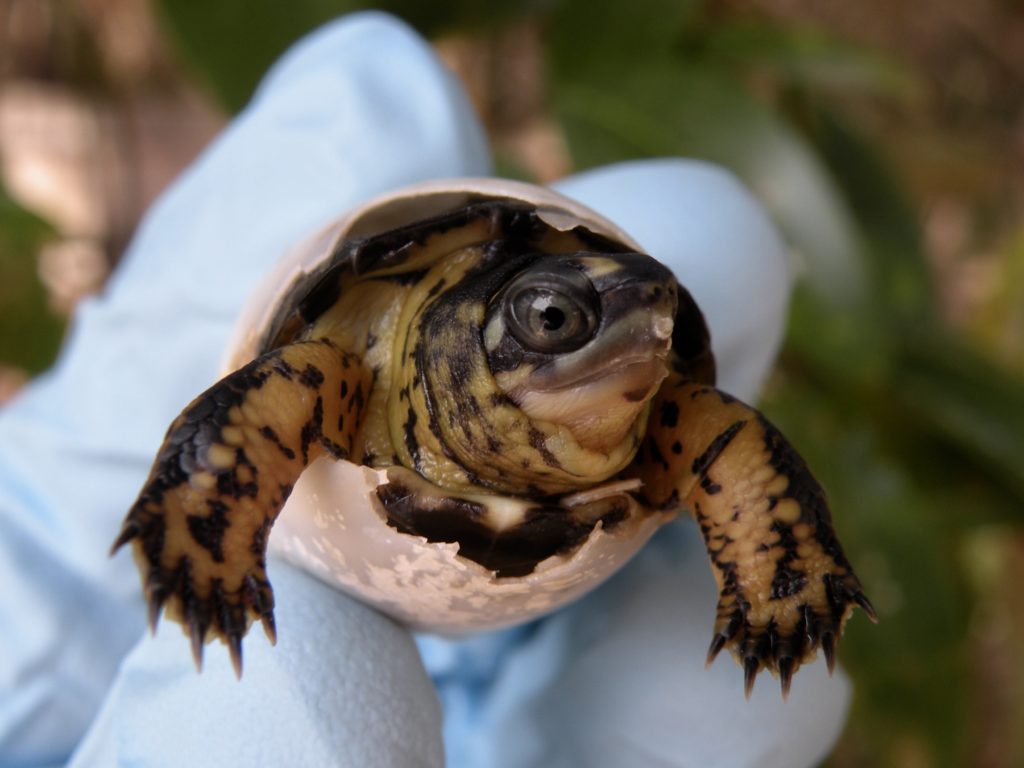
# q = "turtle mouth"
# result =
<box><xmin>539</xmin><ymin>348</ymin><xmax>669</xmax><ymax>394</ymax></box>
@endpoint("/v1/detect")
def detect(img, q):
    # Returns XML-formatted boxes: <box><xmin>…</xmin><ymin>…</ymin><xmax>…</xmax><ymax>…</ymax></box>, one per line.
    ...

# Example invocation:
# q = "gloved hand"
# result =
<box><xmin>0</xmin><ymin>12</ymin><xmax>850</xmax><ymax>768</ymax></box>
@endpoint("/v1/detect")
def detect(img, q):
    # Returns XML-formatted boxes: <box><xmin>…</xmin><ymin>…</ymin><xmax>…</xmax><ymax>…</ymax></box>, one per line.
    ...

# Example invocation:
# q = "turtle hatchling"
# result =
<box><xmin>113</xmin><ymin>178</ymin><xmax>874</xmax><ymax>697</ymax></box>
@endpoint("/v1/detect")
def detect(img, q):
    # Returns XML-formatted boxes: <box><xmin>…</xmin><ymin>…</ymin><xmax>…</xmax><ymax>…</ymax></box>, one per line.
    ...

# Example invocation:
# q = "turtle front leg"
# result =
<box><xmin>631</xmin><ymin>371</ymin><xmax>875</xmax><ymax>697</ymax></box>
<box><xmin>112</xmin><ymin>338</ymin><xmax>372</xmax><ymax>675</ymax></box>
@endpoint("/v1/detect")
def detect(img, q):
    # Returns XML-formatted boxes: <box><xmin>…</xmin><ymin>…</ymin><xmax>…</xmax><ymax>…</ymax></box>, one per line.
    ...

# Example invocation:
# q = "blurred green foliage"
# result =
<box><xmin>0</xmin><ymin>183</ymin><xmax>64</xmax><ymax>373</ymax></box>
<box><xmin>156</xmin><ymin>0</ymin><xmax>547</xmax><ymax>111</ymax></box>
<box><xmin>6</xmin><ymin>0</ymin><xmax>1015</xmax><ymax>763</ymax></box>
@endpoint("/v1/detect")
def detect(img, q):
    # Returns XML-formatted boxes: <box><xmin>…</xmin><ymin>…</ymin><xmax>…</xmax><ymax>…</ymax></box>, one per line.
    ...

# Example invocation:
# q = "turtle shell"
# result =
<box><xmin>221</xmin><ymin>178</ymin><xmax>706</xmax><ymax>633</ymax></box>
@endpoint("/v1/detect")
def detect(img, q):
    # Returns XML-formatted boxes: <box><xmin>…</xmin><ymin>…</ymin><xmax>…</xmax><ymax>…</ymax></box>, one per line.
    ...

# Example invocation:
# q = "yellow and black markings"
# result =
<box><xmin>631</xmin><ymin>371</ymin><xmax>875</xmax><ymax>696</ymax></box>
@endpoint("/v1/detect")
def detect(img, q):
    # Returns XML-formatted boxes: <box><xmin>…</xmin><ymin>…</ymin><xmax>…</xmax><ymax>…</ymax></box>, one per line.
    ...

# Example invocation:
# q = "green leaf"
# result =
<box><xmin>783</xmin><ymin>288</ymin><xmax>893</xmax><ymax>389</ymax></box>
<box><xmin>800</xmin><ymin>104</ymin><xmax>934</xmax><ymax>321</ymax></box>
<box><xmin>695</xmin><ymin>19</ymin><xmax>921</xmax><ymax>101</ymax></box>
<box><xmin>780</xmin><ymin>310</ymin><xmax>1024</xmax><ymax>520</ymax></box>
<box><xmin>155</xmin><ymin>0</ymin><xmax>542</xmax><ymax>111</ymax></box>
<box><xmin>155</xmin><ymin>0</ymin><xmax>365</xmax><ymax>111</ymax></box>
<box><xmin>892</xmin><ymin>332</ymin><xmax>1024</xmax><ymax>505</ymax></box>
<box><xmin>551</xmin><ymin>63</ymin><xmax>867</xmax><ymax>306</ymax></box>
<box><xmin>972</xmin><ymin>224</ymin><xmax>1024</xmax><ymax>374</ymax></box>
<box><xmin>0</xmin><ymin>185</ymin><xmax>64</xmax><ymax>373</ymax></box>
<box><xmin>547</xmin><ymin>0</ymin><xmax>702</xmax><ymax>78</ymax></box>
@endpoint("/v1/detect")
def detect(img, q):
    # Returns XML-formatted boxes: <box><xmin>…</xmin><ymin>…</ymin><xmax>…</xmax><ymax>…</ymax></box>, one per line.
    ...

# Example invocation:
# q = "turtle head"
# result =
<box><xmin>484</xmin><ymin>252</ymin><xmax>677</xmax><ymax>456</ymax></box>
<box><xmin>385</xmin><ymin>209</ymin><xmax>686</xmax><ymax>497</ymax></box>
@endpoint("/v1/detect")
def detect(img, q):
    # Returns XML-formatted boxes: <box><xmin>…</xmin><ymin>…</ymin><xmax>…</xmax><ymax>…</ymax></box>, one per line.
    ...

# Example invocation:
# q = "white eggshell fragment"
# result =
<box><xmin>222</xmin><ymin>178</ymin><xmax>677</xmax><ymax>634</ymax></box>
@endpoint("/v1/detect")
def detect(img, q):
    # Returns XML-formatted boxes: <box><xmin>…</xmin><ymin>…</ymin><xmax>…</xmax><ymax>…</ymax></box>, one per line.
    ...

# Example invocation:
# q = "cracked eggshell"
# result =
<box><xmin>221</xmin><ymin>178</ymin><xmax>677</xmax><ymax>634</ymax></box>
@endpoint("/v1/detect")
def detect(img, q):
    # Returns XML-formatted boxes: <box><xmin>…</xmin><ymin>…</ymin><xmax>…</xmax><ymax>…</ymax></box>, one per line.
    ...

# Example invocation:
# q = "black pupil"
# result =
<box><xmin>541</xmin><ymin>305</ymin><xmax>566</xmax><ymax>331</ymax></box>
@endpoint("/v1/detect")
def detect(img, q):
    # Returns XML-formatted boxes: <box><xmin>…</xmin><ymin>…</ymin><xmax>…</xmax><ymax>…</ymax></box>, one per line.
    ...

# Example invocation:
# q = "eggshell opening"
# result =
<box><xmin>223</xmin><ymin>178</ymin><xmax>675</xmax><ymax>634</ymax></box>
<box><xmin>269</xmin><ymin>458</ymin><xmax>673</xmax><ymax>633</ymax></box>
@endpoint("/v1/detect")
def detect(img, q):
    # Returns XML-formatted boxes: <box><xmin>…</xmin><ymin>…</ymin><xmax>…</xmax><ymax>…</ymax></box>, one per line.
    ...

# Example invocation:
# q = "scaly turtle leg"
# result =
<box><xmin>631</xmin><ymin>370</ymin><xmax>875</xmax><ymax>697</ymax></box>
<box><xmin>112</xmin><ymin>338</ymin><xmax>372</xmax><ymax>676</ymax></box>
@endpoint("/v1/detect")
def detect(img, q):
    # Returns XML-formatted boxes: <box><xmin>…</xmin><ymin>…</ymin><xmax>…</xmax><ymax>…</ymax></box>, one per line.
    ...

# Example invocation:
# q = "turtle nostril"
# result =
<box><xmin>643</xmin><ymin>284</ymin><xmax>672</xmax><ymax>307</ymax></box>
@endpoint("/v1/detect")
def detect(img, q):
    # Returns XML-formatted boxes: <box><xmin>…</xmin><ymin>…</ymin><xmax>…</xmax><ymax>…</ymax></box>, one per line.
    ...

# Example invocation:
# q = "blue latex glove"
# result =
<box><xmin>0</xmin><ymin>12</ymin><xmax>850</xmax><ymax>768</ymax></box>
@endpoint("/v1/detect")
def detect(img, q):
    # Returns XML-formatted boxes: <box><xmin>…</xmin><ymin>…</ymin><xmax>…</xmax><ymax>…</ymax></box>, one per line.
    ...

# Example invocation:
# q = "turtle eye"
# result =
<box><xmin>504</xmin><ymin>268</ymin><xmax>599</xmax><ymax>353</ymax></box>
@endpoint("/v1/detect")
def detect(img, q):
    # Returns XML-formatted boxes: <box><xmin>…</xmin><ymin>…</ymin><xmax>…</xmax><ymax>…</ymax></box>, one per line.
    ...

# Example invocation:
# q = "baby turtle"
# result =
<box><xmin>113</xmin><ymin>179</ymin><xmax>874</xmax><ymax>697</ymax></box>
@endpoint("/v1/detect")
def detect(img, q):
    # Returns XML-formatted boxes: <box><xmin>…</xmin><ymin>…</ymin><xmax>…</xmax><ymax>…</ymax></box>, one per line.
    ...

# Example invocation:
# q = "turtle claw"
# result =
<box><xmin>634</xmin><ymin>374</ymin><xmax>874</xmax><ymax>697</ymax></box>
<box><xmin>261</xmin><ymin>613</ymin><xmax>278</xmax><ymax>646</ymax></box>
<box><xmin>109</xmin><ymin>339</ymin><xmax>368</xmax><ymax>676</ymax></box>
<box><xmin>705</xmin><ymin>632</ymin><xmax>728</xmax><ymax>667</ymax></box>
<box><xmin>778</xmin><ymin>656</ymin><xmax>795</xmax><ymax>700</ymax></box>
<box><xmin>126</xmin><ymin>536</ymin><xmax>277</xmax><ymax>677</ymax></box>
<box><xmin>821</xmin><ymin>631</ymin><xmax>837</xmax><ymax>675</ymax></box>
<box><xmin>110</xmin><ymin>521</ymin><xmax>140</xmax><ymax>556</ymax></box>
<box><xmin>855</xmin><ymin>592</ymin><xmax>879</xmax><ymax>623</ymax></box>
<box><xmin>707</xmin><ymin>570</ymin><xmax>874</xmax><ymax>697</ymax></box>
<box><xmin>190</xmin><ymin>620</ymin><xmax>206</xmax><ymax>673</ymax></box>
<box><xmin>227</xmin><ymin>632</ymin><xmax>244</xmax><ymax>679</ymax></box>
<box><xmin>743</xmin><ymin>656</ymin><xmax>759</xmax><ymax>699</ymax></box>
<box><xmin>177</xmin><ymin>577</ymin><xmax>268</xmax><ymax>678</ymax></box>
<box><xmin>146</xmin><ymin>589</ymin><xmax>164</xmax><ymax>635</ymax></box>
<box><xmin>143</xmin><ymin>564</ymin><xmax>173</xmax><ymax>635</ymax></box>
<box><xmin>118</xmin><ymin>508</ymin><xmax>277</xmax><ymax>676</ymax></box>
